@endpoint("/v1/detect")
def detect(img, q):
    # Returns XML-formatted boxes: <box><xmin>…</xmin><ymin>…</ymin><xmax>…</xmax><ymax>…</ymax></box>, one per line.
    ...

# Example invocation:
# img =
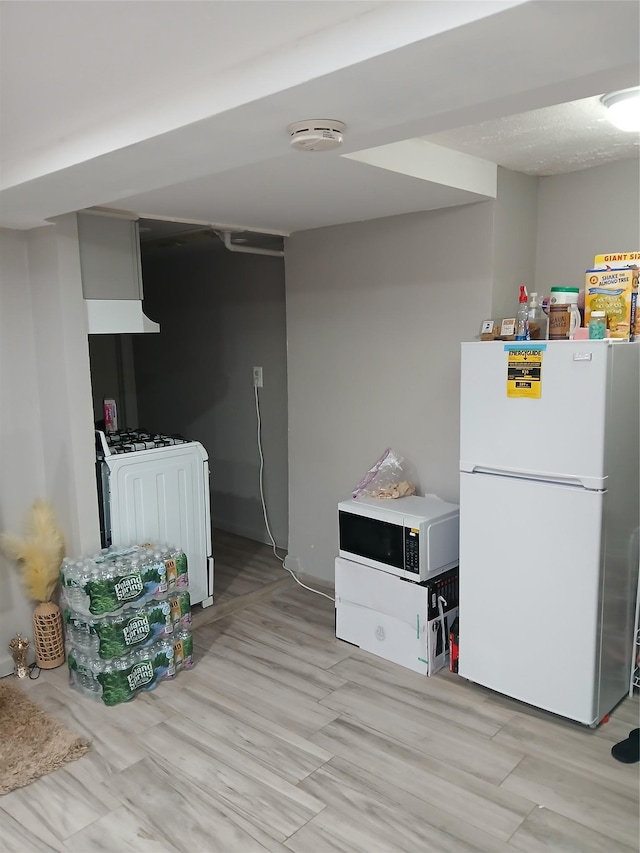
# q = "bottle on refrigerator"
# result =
<box><xmin>549</xmin><ymin>287</ymin><xmax>581</xmax><ymax>339</ymax></box>
<box><xmin>588</xmin><ymin>310</ymin><xmax>607</xmax><ymax>340</ymax></box>
<box><xmin>515</xmin><ymin>285</ymin><xmax>530</xmax><ymax>341</ymax></box>
<box><xmin>527</xmin><ymin>292</ymin><xmax>549</xmax><ymax>341</ymax></box>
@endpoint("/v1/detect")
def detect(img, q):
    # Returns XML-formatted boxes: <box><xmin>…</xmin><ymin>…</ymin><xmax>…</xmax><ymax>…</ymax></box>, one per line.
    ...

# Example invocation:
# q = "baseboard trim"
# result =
<box><xmin>212</xmin><ymin>520</ymin><xmax>287</xmax><ymax>551</ymax></box>
<box><xmin>192</xmin><ymin>576</ymin><xmax>291</xmax><ymax>630</ymax></box>
<box><xmin>289</xmin><ymin>570</ymin><xmax>335</xmax><ymax>598</ymax></box>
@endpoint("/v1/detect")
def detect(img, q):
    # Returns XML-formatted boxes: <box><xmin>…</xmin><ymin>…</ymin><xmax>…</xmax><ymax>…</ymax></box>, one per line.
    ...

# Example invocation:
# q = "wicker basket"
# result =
<box><xmin>33</xmin><ymin>601</ymin><xmax>65</xmax><ymax>668</ymax></box>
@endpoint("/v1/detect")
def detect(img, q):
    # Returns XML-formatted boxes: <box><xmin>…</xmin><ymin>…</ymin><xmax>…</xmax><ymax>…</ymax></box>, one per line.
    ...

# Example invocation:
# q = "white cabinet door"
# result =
<box><xmin>78</xmin><ymin>213</ymin><xmax>143</xmax><ymax>301</ymax></box>
<box><xmin>459</xmin><ymin>471</ymin><xmax>604</xmax><ymax>724</ymax></box>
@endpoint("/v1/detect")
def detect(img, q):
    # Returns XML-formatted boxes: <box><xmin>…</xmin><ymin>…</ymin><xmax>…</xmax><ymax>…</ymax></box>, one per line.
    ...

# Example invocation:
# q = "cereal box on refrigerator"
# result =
<box><xmin>584</xmin><ymin>252</ymin><xmax>639</xmax><ymax>341</ymax></box>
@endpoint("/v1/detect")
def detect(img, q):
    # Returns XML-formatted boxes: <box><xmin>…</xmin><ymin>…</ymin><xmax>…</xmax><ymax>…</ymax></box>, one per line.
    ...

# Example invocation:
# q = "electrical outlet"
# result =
<box><xmin>253</xmin><ymin>366</ymin><xmax>263</xmax><ymax>388</ymax></box>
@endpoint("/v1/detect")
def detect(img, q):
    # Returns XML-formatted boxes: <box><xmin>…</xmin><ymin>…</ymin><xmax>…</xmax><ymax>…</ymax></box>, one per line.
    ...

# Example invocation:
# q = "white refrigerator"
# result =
<box><xmin>459</xmin><ymin>340</ymin><xmax>639</xmax><ymax>725</ymax></box>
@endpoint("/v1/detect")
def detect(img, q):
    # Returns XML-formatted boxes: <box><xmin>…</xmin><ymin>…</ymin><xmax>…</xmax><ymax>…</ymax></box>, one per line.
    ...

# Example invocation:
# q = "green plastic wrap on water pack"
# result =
<box><xmin>169</xmin><ymin>590</ymin><xmax>192</xmax><ymax>631</ymax></box>
<box><xmin>67</xmin><ymin>630</ymin><xmax>193</xmax><ymax>705</ymax></box>
<box><xmin>85</xmin><ymin>560</ymin><xmax>166</xmax><ymax>616</ymax></box>
<box><xmin>61</xmin><ymin>544</ymin><xmax>188</xmax><ymax>616</ymax></box>
<box><xmin>175</xmin><ymin>551</ymin><xmax>189</xmax><ymax>589</ymax></box>
<box><xmin>68</xmin><ymin>638</ymin><xmax>175</xmax><ymax>705</ymax></box>
<box><xmin>65</xmin><ymin>599</ymin><xmax>172</xmax><ymax>659</ymax></box>
<box><xmin>153</xmin><ymin>547</ymin><xmax>188</xmax><ymax>591</ymax></box>
<box><xmin>97</xmin><ymin>648</ymin><xmax>171</xmax><ymax>705</ymax></box>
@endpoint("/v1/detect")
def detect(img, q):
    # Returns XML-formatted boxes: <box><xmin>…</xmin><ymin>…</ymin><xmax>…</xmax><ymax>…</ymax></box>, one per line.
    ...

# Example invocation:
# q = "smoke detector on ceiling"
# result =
<box><xmin>287</xmin><ymin>119</ymin><xmax>346</xmax><ymax>152</ymax></box>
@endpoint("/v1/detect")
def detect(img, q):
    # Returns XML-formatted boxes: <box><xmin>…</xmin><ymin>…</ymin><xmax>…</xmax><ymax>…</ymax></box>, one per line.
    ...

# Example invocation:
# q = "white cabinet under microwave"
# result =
<box><xmin>338</xmin><ymin>494</ymin><xmax>459</xmax><ymax>582</ymax></box>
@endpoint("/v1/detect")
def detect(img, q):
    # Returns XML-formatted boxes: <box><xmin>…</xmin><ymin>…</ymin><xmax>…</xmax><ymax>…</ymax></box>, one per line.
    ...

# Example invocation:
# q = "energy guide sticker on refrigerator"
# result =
<box><xmin>458</xmin><ymin>340</ymin><xmax>639</xmax><ymax>726</ymax></box>
<box><xmin>505</xmin><ymin>344</ymin><xmax>544</xmax><ymax>399</ymax></box>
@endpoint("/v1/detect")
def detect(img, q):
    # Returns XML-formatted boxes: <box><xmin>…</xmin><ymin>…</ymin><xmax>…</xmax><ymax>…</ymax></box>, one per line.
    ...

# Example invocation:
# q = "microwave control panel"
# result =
<box><xmin>404</xmin><ymin>527</ymin><xmax>420</xmax><ymax>573</ymax></box>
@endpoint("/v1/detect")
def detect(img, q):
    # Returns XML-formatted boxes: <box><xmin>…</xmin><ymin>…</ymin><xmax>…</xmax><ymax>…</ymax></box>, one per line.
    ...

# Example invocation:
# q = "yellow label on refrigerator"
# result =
<box><xmin>505</xmin><ymin>345</ymin><xmax>545</xmax><ymax>399</ymax></box>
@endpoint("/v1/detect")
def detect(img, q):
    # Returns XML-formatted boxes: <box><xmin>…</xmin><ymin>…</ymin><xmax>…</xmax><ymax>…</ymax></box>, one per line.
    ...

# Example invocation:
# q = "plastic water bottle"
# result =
<box><xmin>68</xmin><ymin>648</ymin><xmax>103</xmax><ymax>698</ymax></box>
<box><xmin>174</xmin><ymin>629</ymin><xmax>194</xmax><ymax>672</ymax></box>
<box><xmin>173</xmin><ymin>546</ymin><xmax>189</xmax><ymax>589</ymax></box>
<box><xmin>142</xmin><ymin>597</ymin><xmax>171</xmax><ymax>640</ymax></box>
<box><xmin>160</xmin><ymin>545</ymin><xmax>177</xmax><ymax>591</ymax></box>
<box><xmin>72</xmin><ymin>560</ymin><xmax>94</xmax><ymax>614</ymax></box>
<box><xmin>169</xmin><ymin>590</ymin><xmax>191</xmax><ymax>631</ymax></box>
<box><xmin>66</xmin><ymin>612</ymin><xmax>100</xmax><ymax>656</ymax></box>
<box><xmin>62</xmin><ymin>560</ymin><xmax>83</xmax><ymax>610</ymax></box>
<box><xmin>151</xmin><ymin>549</ymin><xmax>168</xmax><ymax>597</ymax></box>
<box><xmin>515</xmin><ymin>285</ymin><xmax>530</xmax><ymax>341</ymax></box>
<box><xmin>117</xmin><ymin>556</ymin><xmax>139</xmax><ymax>611</ymax></box>
<box><xmin>60</xmin><ymin>557</ymin><xmax>72</xmax><ymax>588</ymax></box>
<box><xmin>527</xmin><ymin>292</ymin><xmax>548</xmax><ymax>341</ymax></box>
<box><xmin>156</xmin><ymin>638</ymin><xmax>176</xmax><ymax>680</ymax></box>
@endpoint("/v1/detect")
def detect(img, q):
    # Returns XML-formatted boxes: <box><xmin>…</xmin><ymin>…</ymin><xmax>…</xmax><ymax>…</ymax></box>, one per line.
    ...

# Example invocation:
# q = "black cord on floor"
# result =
<box><xmin>28</xmin><ymin>662</ymin><xmax>41</xmax><ymax>679</ymax></box>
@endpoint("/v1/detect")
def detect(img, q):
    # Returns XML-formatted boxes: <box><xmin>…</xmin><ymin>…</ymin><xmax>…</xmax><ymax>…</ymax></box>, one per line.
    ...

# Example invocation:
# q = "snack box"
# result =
<box><xmin>593</xmin><ymin>252</ymin><xmax>640</xmax><ymax>267</ymax></box>
<box><xmin>584</xmin><ymin>266</ymin><xmax>638</xmax><ymax>341</ymax></box>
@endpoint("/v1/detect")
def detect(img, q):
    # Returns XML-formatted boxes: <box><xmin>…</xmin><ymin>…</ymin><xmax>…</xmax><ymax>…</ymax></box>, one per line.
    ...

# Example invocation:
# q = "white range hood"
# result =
<box><xmin>78</xmin><ymin>211</ymin><xmax>160</xmax><ymax>335</ymax></box>
<box><xmin>85</xmin><ymin>299</ymin><xmax>160</xmax><ymax>334</ymax></box>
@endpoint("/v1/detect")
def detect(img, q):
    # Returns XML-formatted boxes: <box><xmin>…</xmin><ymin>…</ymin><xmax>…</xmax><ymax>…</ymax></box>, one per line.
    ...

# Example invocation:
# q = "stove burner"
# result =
<box><xmin>96</xmin><ymin>429</ymin><xmax>188</xmax><ymax>456</ymax></box>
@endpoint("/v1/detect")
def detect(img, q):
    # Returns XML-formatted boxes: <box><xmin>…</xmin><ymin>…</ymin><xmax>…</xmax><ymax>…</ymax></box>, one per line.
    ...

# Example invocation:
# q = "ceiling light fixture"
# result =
<box><xmin>601</xmin><ymin>86</ymin><xmax>640</xmax><ymax>132</ymax></box>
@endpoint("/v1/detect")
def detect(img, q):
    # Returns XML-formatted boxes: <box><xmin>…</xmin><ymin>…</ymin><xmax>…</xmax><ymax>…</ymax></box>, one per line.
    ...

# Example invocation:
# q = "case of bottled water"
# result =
<box><xmin>63</xmin><ymin>542</ymin><xmax>194</xmax><ymax>705</ymax></box>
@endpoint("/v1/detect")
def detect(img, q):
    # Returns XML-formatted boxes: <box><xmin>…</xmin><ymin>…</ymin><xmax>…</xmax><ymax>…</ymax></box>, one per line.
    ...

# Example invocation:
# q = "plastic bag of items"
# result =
<box><xmin>352</xmin><ymin>448</ymin><xmax>416</xmax><ymax>499</ymax></box>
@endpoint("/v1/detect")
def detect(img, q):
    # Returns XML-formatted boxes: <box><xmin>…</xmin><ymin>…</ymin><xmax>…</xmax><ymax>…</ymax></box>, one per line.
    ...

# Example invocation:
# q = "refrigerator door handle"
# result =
<box><xmin>460</xmin><ymin>462</ymin><xmax>607</xmax><ymax>491</ymax></box>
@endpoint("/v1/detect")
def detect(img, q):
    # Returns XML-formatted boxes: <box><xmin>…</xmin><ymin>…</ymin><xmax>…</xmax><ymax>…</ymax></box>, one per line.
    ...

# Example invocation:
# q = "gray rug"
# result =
<box><xmin>0</xmin><ymin>680</ymin><xmax>89</xmax><ymax>795</ymax></box>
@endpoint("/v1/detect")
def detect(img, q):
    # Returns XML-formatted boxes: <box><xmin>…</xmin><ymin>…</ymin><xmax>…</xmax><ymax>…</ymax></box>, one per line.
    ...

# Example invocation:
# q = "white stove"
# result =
<box><xmin>96</xmin><ymin>428</ymin><xmax>214</xmax><ymax>607</ymax></box>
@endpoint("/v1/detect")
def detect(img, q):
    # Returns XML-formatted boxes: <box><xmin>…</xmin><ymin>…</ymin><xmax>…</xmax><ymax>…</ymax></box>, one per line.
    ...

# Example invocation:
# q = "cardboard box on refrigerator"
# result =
<box><xmin>335</xmin><ymin>556</ymin><xmax>458</xmax><ymax>676</ymax></box>
<box><xmin>585</xmin><ymin>252</ymin><xmax>639</xmax><ymax>341</ymax></box>
<box><xmin>585</xmin><ymin>267</ymin><xmax>637</xmax><ymax>341</ymax></box>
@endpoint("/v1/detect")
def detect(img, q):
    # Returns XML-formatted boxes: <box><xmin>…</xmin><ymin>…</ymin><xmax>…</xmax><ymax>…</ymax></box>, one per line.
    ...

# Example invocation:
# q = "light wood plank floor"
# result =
<box><xmin>198</xmin><ymin>528</ymin><xmax>292</xmax><ymax>621</ymax></box>
<box><xmin>1</xmin><ymin>533</ymin><xmax>638</xmax><ymax>852</ymax></box>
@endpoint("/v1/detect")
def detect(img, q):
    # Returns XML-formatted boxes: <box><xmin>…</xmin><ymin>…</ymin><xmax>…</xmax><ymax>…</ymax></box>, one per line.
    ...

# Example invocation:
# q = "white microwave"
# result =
<box><xmin>338</xmin><ymin>494</ymin><xmax>459</xmax><ymax>582</ymax></box>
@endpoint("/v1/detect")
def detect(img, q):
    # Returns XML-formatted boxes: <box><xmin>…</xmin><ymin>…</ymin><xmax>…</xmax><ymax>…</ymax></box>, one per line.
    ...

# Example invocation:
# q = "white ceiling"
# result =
<box><xmin>424</xmin><ymin>96</ymin><xmax>639</xmax><ymax>176</ymax></box>
<box><xmin>1</xmin><ymin>1</ymin><xmax>638</xmax><ymax>235</ymax></box>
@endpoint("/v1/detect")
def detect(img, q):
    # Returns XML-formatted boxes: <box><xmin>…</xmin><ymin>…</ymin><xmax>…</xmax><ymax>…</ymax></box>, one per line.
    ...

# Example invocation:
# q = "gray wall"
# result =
<box><xmin>27</xmin><ymin>216</ymin><xmax>100</xmax><ymax>555</ymax></box>
<box><xmin>88</xmin><ymin>334</ymin><xmax>138</xmax><ymax>428</ymax></box>
<box><xmin>0</xmin><ymin>230</ymin><xmax>46</xmax><ymax>674</ymax></box>
<box><xmin>89</xmin><ymin>335</ymin><xmax>123</xmax><ymax>423</ymax></box>
<box><xmin>535</xmin><ymin>158</ymin><xmax>640</xmax><ymax>292</ymax></box>
<box><xmin>133</xmin><ymin>241</ymin><xmax>289</xmax><ymax>548</ymax></box>
<box><xmin>285</xmin><ymin>157</ymin><xmax>640</xmax><ymax>586</ymax></box>
<box><xmin>285</xmin><ymin>203</ymin><xmax>494</xmax><ymax>583</ymax></box>
<box><xmin>0</xmin><ymin>222</ymin><xmax>99</xmax><ymax>676</ymax></box>
<box><xmin>491</xmin><ymin>167</ymin><xmax>539</xmax><ymax>320</ymax></box>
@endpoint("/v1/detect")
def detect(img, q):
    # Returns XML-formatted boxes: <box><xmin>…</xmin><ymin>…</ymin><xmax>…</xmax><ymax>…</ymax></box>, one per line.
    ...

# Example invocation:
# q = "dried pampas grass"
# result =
<box><xmin>1</xmin><ymin>499</ymin><xmax>65</xmax><ymax>603</ymax></box>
